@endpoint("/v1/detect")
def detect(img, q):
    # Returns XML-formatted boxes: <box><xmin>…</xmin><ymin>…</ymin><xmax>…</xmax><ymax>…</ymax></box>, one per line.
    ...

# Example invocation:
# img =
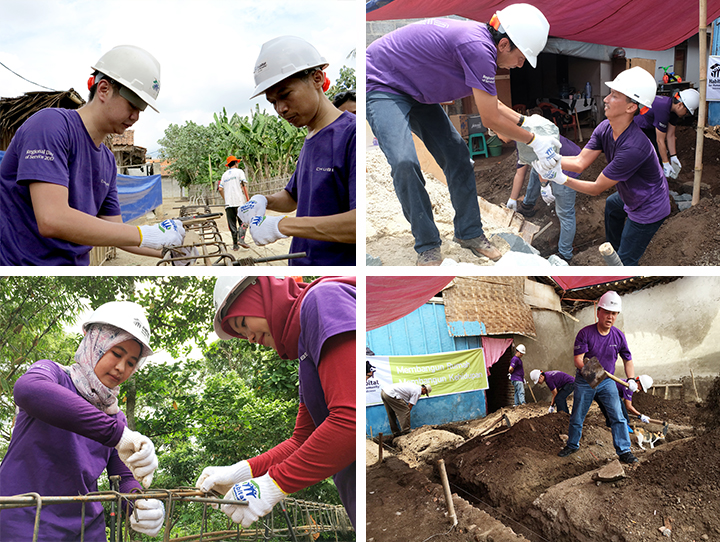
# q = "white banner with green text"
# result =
<box><xmin>366</xmin><ymin>348</ymin><xmax>488</xmax><ymax>406</ymax></box>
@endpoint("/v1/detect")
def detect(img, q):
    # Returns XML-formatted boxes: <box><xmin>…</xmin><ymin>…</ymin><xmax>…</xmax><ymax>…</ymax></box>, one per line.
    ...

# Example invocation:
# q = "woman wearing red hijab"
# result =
<box><xmin>196</xmin><ymin>276</ymin><xmax>356</xmax><ymax>528</ymax></box>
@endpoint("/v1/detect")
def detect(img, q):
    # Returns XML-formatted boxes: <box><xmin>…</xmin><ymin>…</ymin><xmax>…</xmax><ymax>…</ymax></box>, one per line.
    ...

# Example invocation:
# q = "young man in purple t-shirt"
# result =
<box><xmin>634</xmin><ymin>89</ymin><xmax>699</xmax><ymax>178</ymax></box>
<box><xmin>507</xmin><ymin>344</ymin><xmax>527</xmax><ymax>405</ymax></box>
<box><xmin>0</xmin><ymin>45</ymin><xmax>185</xmax><ymax>266</ymax></box>
<box><xmin>535</xmin><ymin>67</ymin><xmax>671</xmax><ymax>266</ymax></box>
<box><xmin>366</xmin><ymin>4</ymin><xmax>559</xmax><ymax>266</ymax></box>
<box><xmin>558</xmin><ymin>291</ymin><xmax>640</xmax><ymax>464</ymax></box>
<box><xmin>238</xmin><ymin>36</ymin><xmax>356</xmax><ymax>266</ymax></box>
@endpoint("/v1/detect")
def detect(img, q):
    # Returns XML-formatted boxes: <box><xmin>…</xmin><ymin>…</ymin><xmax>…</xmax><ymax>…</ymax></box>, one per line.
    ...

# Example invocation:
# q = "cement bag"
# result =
<box><xmin>516</xmin><ymin>114</ymin><xmax>560</xmax><ymax>165</ymax></box>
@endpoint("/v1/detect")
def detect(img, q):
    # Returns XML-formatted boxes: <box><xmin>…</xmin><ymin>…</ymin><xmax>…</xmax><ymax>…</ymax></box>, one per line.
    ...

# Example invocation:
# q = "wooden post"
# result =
<box><xmin>378</xmin><ymin>433</ymin><xmax>384</xmax><ymax>464</ymax></box>
<box><xmin>693</xmin><ymin>0</ymin><xmax>708</xmax><ymax>205</ymax></box>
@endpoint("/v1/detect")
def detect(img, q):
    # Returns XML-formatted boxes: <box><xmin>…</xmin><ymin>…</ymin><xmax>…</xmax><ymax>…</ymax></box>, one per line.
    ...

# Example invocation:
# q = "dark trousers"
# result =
<box><xmin>604</xmin><ymin>192</ymin><xmax>665</xmax><ymax>266</ymax></box>
<box><xmin>225</xmin><ymin>206</ymin><xmax>247</xmax><ymax>245</ymax></box>
<box><xmin>554</xmin><ymin>382</ymin><xmax>574</xmax><ymax>414</ymax></box>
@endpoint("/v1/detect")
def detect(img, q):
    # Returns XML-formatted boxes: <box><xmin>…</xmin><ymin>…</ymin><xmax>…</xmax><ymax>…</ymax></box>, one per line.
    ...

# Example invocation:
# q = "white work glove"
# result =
<box><xmin>249</xmin><ymin>215</ymin><xmax>288</xmax><ymax>246</ymax></box>
<box><xmin>662</xmin><ymin>162</ymin><xmax>675</xmax><ymax>179</ymax></box>
<box><xmin>196</xmin><ymin>460</ymin><xmax>252</xmax><ymax>497</ymax></box>
<box><xmin>130</xmin><ymin>498</ymin><xmax>165</xmax><ymax>537</ymax></box>
<box><xmin>670</xmin><ymin>155</ymin><xmax>681</xmax><ymax>177</ymax></box>
<box><xmin>115</xmin><ymin>427</ymin><xmax>158</xmax><ymax>488</ymax></box>
<box><xmin>548</xmin><ymin>405</ymin><xmax>556</xmax><ymax>413</ymax></box>
<box><xmin>507</xmin><ymin>373</ymin><xmax>512</xmax><ymax>380</ymax></box>
<box><xmin>168</xmin><ymin>246</ymin><xmax>199</xmax><ymax>266</ymax></box>
<box><xmin>221</xmin><ymin>473</ymin><xmax>286</xmax><ymax>528</ymax></box>
<box><xmin>138</xmin><ymin>219</ymin><xmax>185</xmax><ymax>250</ymax></box>
<box><xmin>627</xmin><ymin>379</ymin><xmax>639</xmax><ymax>393</ymax></box>
<box><xmin>540</xmin><ymin>184</ymin><xmax>555</xmax><ymax>205</ymax></box>
<box><xmin>238</xmin><ymin>195</ymin><xmax>268</xmax><ymax>224</ymax></box>
<box><xmin>528</xmin><ymin>134</ymin><xmax>561</xmax><ymax>170</ymax></box>
<box><xmin>534</xmin><ymin>160</ymin><xmax>567</xmax><ymax>185</ymax></box>
<box><xmin>506</xmin><ymin>198</ymin><xmax>518</xmax><ymax>211</ymax></box>
<box><xmin>640</xmin><ymin>414</ymin><xmax>650</xmax><ymax>424</ymax></box>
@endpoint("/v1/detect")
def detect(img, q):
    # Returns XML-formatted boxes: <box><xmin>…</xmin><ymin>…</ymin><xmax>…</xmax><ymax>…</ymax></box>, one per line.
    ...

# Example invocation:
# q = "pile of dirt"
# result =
<box><xmin>367</xmin><ymin>392</ymin><xmax>720</xmax><ymax>542</ymax></box>
<box><xmin>366</xmin><ymin>124</ymin><xmax>720</xmax><ymax>265</ymax></box>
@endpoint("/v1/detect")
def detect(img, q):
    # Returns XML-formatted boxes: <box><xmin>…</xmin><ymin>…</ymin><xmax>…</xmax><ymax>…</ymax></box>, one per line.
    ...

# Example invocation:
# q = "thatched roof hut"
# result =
<box><xmin>0</xmin><ymin>89</ymin><xmax>84</xmax><ymax>150</ymax></box>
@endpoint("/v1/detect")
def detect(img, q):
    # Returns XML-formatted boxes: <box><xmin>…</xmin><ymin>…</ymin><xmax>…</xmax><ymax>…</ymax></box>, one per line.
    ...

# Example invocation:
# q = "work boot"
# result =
<box><xmin>558</xmin><ymin>446</ymin><xmax>578</xmax><ymax>457</ymax></box>
<box><xmin>417</xmin><ymin>247</ymin><xmax>442</xmax><ymax>266</ymax></box>
<box><xmin>518</xmin><ymin>202</ymin><xmax>536</xmax><ymax>218</ymax></box>
<box><xmin>237</xmin><ymin>238</ymin><xmax>249</xmax><ymax>249</ymax></box>
<box><xmin>619</xmin><ymin>452</ymin><xmax>639</xmax><ymax>464</ymax></box>
<box><xmin>232</xmin><ymin>244</ymin><xmax>239</xmax><ymax>251</ymax></box>
<box><xmin>453</xmin><ymin>235</ymin><xmax>502</xmax><ymax>261</ymax></box>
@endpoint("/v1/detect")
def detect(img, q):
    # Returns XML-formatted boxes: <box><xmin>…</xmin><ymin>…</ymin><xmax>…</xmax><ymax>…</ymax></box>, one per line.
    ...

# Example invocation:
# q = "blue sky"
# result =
<box><xmin>0</xmin><ymin>0</ymin><xmax>359</xmax><ymax>154</ymax></box>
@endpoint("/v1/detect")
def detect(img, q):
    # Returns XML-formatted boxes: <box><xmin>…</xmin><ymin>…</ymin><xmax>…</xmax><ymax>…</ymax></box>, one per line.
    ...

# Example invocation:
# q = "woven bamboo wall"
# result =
<box><xmin>443</xmin><ymin>276</ymin><xmax>537</xmax><ymax>337</ymax></box>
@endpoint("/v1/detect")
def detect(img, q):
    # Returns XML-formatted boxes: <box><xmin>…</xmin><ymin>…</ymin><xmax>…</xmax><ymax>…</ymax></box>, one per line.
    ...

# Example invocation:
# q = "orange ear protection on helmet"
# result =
<box><xmin>87</xmin><ymin>75</ymin><xmax>96</xmax><ymax>91</ymax></box>
<box><xmin>322</xmin><ymin>73</ymin><xmax>330</xmax><ymax>93</ymax></box>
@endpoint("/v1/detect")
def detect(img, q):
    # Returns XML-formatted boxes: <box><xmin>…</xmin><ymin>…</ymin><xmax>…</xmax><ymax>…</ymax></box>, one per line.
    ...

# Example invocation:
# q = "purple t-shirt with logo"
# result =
<box><xmin>509</xmin><ymin>355</ymin><xmax>524</xmax><ymax>381</ymax></box>
<box><xmin>284</xmin><ymin>112</ymin><xmax>355</xmax><ymax>266</ymax></box>
<box><xmin>0</xmin><ymin>360</ymin><xmax>139</xmax><ymax>541</ymax></box>
<box><xmin>0</xmin><ymin>108</ymin><xmax>121</xmax><ymax>265</ymax></box>
<box><xmin>367</xmin><ymin>18</ymin><xmax>498</xmax><ymax>103</ymax></box>
<box><xmin>297</xmin><ymin>282</ymin><xmax>356</xmax><ymax>526</ymax></box>
<box><xmin>574</xmin><ymin>323</ymin><xmax>632</xmax><ymax>375</ymax></box>
<box><xmin>634</xmin><ymin>95</ymin><xmax>673</xmax><ymax>132</ymax></box>
<box><xmin>586</xmin><ymin>119</ymin><xmax>670</xmax><ymax>223</ymax></box>
<box><xmin>543</xmin><ymin>370</ymin><xmax>575</xmax><ymax>391</ymax></box>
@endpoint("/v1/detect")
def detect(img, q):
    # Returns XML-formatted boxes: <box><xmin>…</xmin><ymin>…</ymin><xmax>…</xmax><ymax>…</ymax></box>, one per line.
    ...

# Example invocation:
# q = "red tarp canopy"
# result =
<box><xmin>367</xmin><ymin>276</ymin><xmax>455</xmax><ymax>330</ymax></box>
<box><xmin>366</xmin><ymin>0</ymin><xmax>720</xmax><ymax>51</ymax></box>
<box><xmin>550</xmin><ymin>276</ymin><xmax>634</xmax><ymax>291</ymax></box>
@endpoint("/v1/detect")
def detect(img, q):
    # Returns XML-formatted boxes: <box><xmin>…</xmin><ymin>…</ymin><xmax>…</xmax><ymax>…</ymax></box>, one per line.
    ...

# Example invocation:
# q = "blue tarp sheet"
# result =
<box><xmin>116</xmin><ymin>173</ymin><xmax>163</xmax><ymax>223</ymax></box>
<box><xmin>0</xmin><ymin>151</ymin><xmax>161</xmax><ymax>223</ymax></box>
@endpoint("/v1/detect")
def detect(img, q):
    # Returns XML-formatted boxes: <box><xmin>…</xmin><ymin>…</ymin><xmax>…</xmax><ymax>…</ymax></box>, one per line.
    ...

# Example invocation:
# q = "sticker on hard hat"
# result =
<box><xmin>255</xmin><ymin>62</ymin><xmax>267</xmax><ymax>75</ymax></box>
<box><xmin>132</xmin><ymin>318</ymin><xmax>150</xmax><ymax>339</ymax></box>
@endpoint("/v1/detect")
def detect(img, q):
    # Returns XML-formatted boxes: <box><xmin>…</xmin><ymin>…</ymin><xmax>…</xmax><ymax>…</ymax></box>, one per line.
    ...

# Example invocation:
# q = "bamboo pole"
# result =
<box><xmin>693</xmin><ymin>0</ymin><xmax>708</xmax><ymax>205</ymax></box>
<box><xmin>437</xmin><ymin>459</ymin><xmax>458</xmax><ymax>527</ymax></box>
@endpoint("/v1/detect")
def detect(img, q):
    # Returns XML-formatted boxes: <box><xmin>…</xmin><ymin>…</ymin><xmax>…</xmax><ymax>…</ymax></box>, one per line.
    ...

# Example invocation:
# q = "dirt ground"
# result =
<box><xmin>102</xmin><ymin>197</ymin><xmax>293</xmax><ymax>266</ymax></box>
<box><xmin>366</xmin><ymin>377</ymin><xmax>720</xmax><ymax>542</ymax></box>
<box><xmin>366</xmin><ymin>124</ymin><xmax>720</xmax><ymax>266</ymax></box>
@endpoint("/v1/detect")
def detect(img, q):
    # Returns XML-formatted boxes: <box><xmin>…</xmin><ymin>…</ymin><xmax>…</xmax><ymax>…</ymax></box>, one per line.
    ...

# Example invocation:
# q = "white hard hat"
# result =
<box><xmin>250</xmin><ymin>36</ymin><xmax>328</xmax><ymax>99</ymax></box>
<box><xmin>638</xmin><ymin>374</ymin><xmax>654</xmax><ymax>392</ymax></box>
<box><xmin>92</xmin><ymin>45</ymin><xmax>161</xmax><ymax>112</ymax></box>
<box><xmin>530</xmin><ymin>369</ymin><xmax>542</xmax><ymax>384</ymax></box>
<box><xmin>677</xmin><ymin>88</ymin><xmax>700</xmax><ymax>115</ymax></box>
<box><xmin>605</xmin><ymin>66</ymin><xmax>656</xmax><ymax>110</ymax></box>
<box><xmin>494</xmin><ymin>4</ymin><xmax>550</xmax><ymax>69</ymax></box>
<box><xmin>422</xmin><ymin>383</ymin><xmax>432</xmax><ymax>395</ymax></box>
<box><xmin>83</xmin><ymin>301</ymin><xmax>153</xmax><ymax>358</ymax></box>
<box><xmin>516</xmin><ymin>344</ymin><xmax>526</xmax><ymax>354</ymax></box>
<box><xmin>213</xmin><ymin>276</ymin><xmax>259</xmax><ymax>340</ymax></box>
<box><xmin>597</xmin><ymin>291</ymin><xmax>622</xmax><ymax>312</ymax></box>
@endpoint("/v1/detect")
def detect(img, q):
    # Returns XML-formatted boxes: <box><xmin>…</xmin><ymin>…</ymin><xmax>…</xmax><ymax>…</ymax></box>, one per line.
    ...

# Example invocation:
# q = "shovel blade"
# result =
<box><xmin>580</xmin><ymin>356</ymin><xmax>606</xmax><ymax>389</ymax></box>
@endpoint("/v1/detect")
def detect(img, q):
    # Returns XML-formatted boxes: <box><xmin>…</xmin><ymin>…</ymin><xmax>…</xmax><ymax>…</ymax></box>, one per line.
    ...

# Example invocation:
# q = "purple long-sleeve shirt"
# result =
<box><xmin>0</xmin><ymin>360</ymin><xmax>140</xmax><ymax>541</ymax></box>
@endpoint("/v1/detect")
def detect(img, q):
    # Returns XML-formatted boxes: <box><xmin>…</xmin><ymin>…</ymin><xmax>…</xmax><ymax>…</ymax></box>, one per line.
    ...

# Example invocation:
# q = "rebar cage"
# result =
<box><xmin>0</xmin><ymin>485</ymin><xmax>354</xmax><ymax>542</ymax></box>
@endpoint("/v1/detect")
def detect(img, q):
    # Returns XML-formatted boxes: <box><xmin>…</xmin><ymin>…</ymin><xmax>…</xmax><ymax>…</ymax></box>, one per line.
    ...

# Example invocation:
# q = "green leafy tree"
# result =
<box><xmin>327</xmin><ymin>65</ymin><xmax>356</xmax><ymax>98</ymax></box>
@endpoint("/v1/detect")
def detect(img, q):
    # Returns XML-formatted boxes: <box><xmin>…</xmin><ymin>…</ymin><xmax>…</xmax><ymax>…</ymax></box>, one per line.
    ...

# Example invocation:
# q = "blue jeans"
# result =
<box><xmin>367</xmin><ymin>91</ymin><xmax>486</xmax><ymax>254</ymax></box>
<box><xmin>567</xmin><ymin>375</ymin><xmax>632</xmax><ymax>456</ymax></box>
<box><xmin>512</xmin><ymin>380</ymin><xmax>525</xmax><ymax>405</ymax></box>
<box><xmin>604</xmin><ymin>192</ymin><xmax>666</xmax><ymax>266</ymax></box>
<box><xmin>523</xmin><ymin>169</ymin><xmax>576</xmax><ymax>259</ymax></box>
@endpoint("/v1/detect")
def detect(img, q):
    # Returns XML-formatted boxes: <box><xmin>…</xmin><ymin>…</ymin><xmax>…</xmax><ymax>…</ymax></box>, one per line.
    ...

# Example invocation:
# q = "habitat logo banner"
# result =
<box><xmin>365</xmin><ymin>348</ymin><xmax>488</xmax><ymax>405</ymax></box>
<box><xmin>708</xmin><ymin>55</ymin><xmax>720</xmax><ymax>101</ymax></box>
